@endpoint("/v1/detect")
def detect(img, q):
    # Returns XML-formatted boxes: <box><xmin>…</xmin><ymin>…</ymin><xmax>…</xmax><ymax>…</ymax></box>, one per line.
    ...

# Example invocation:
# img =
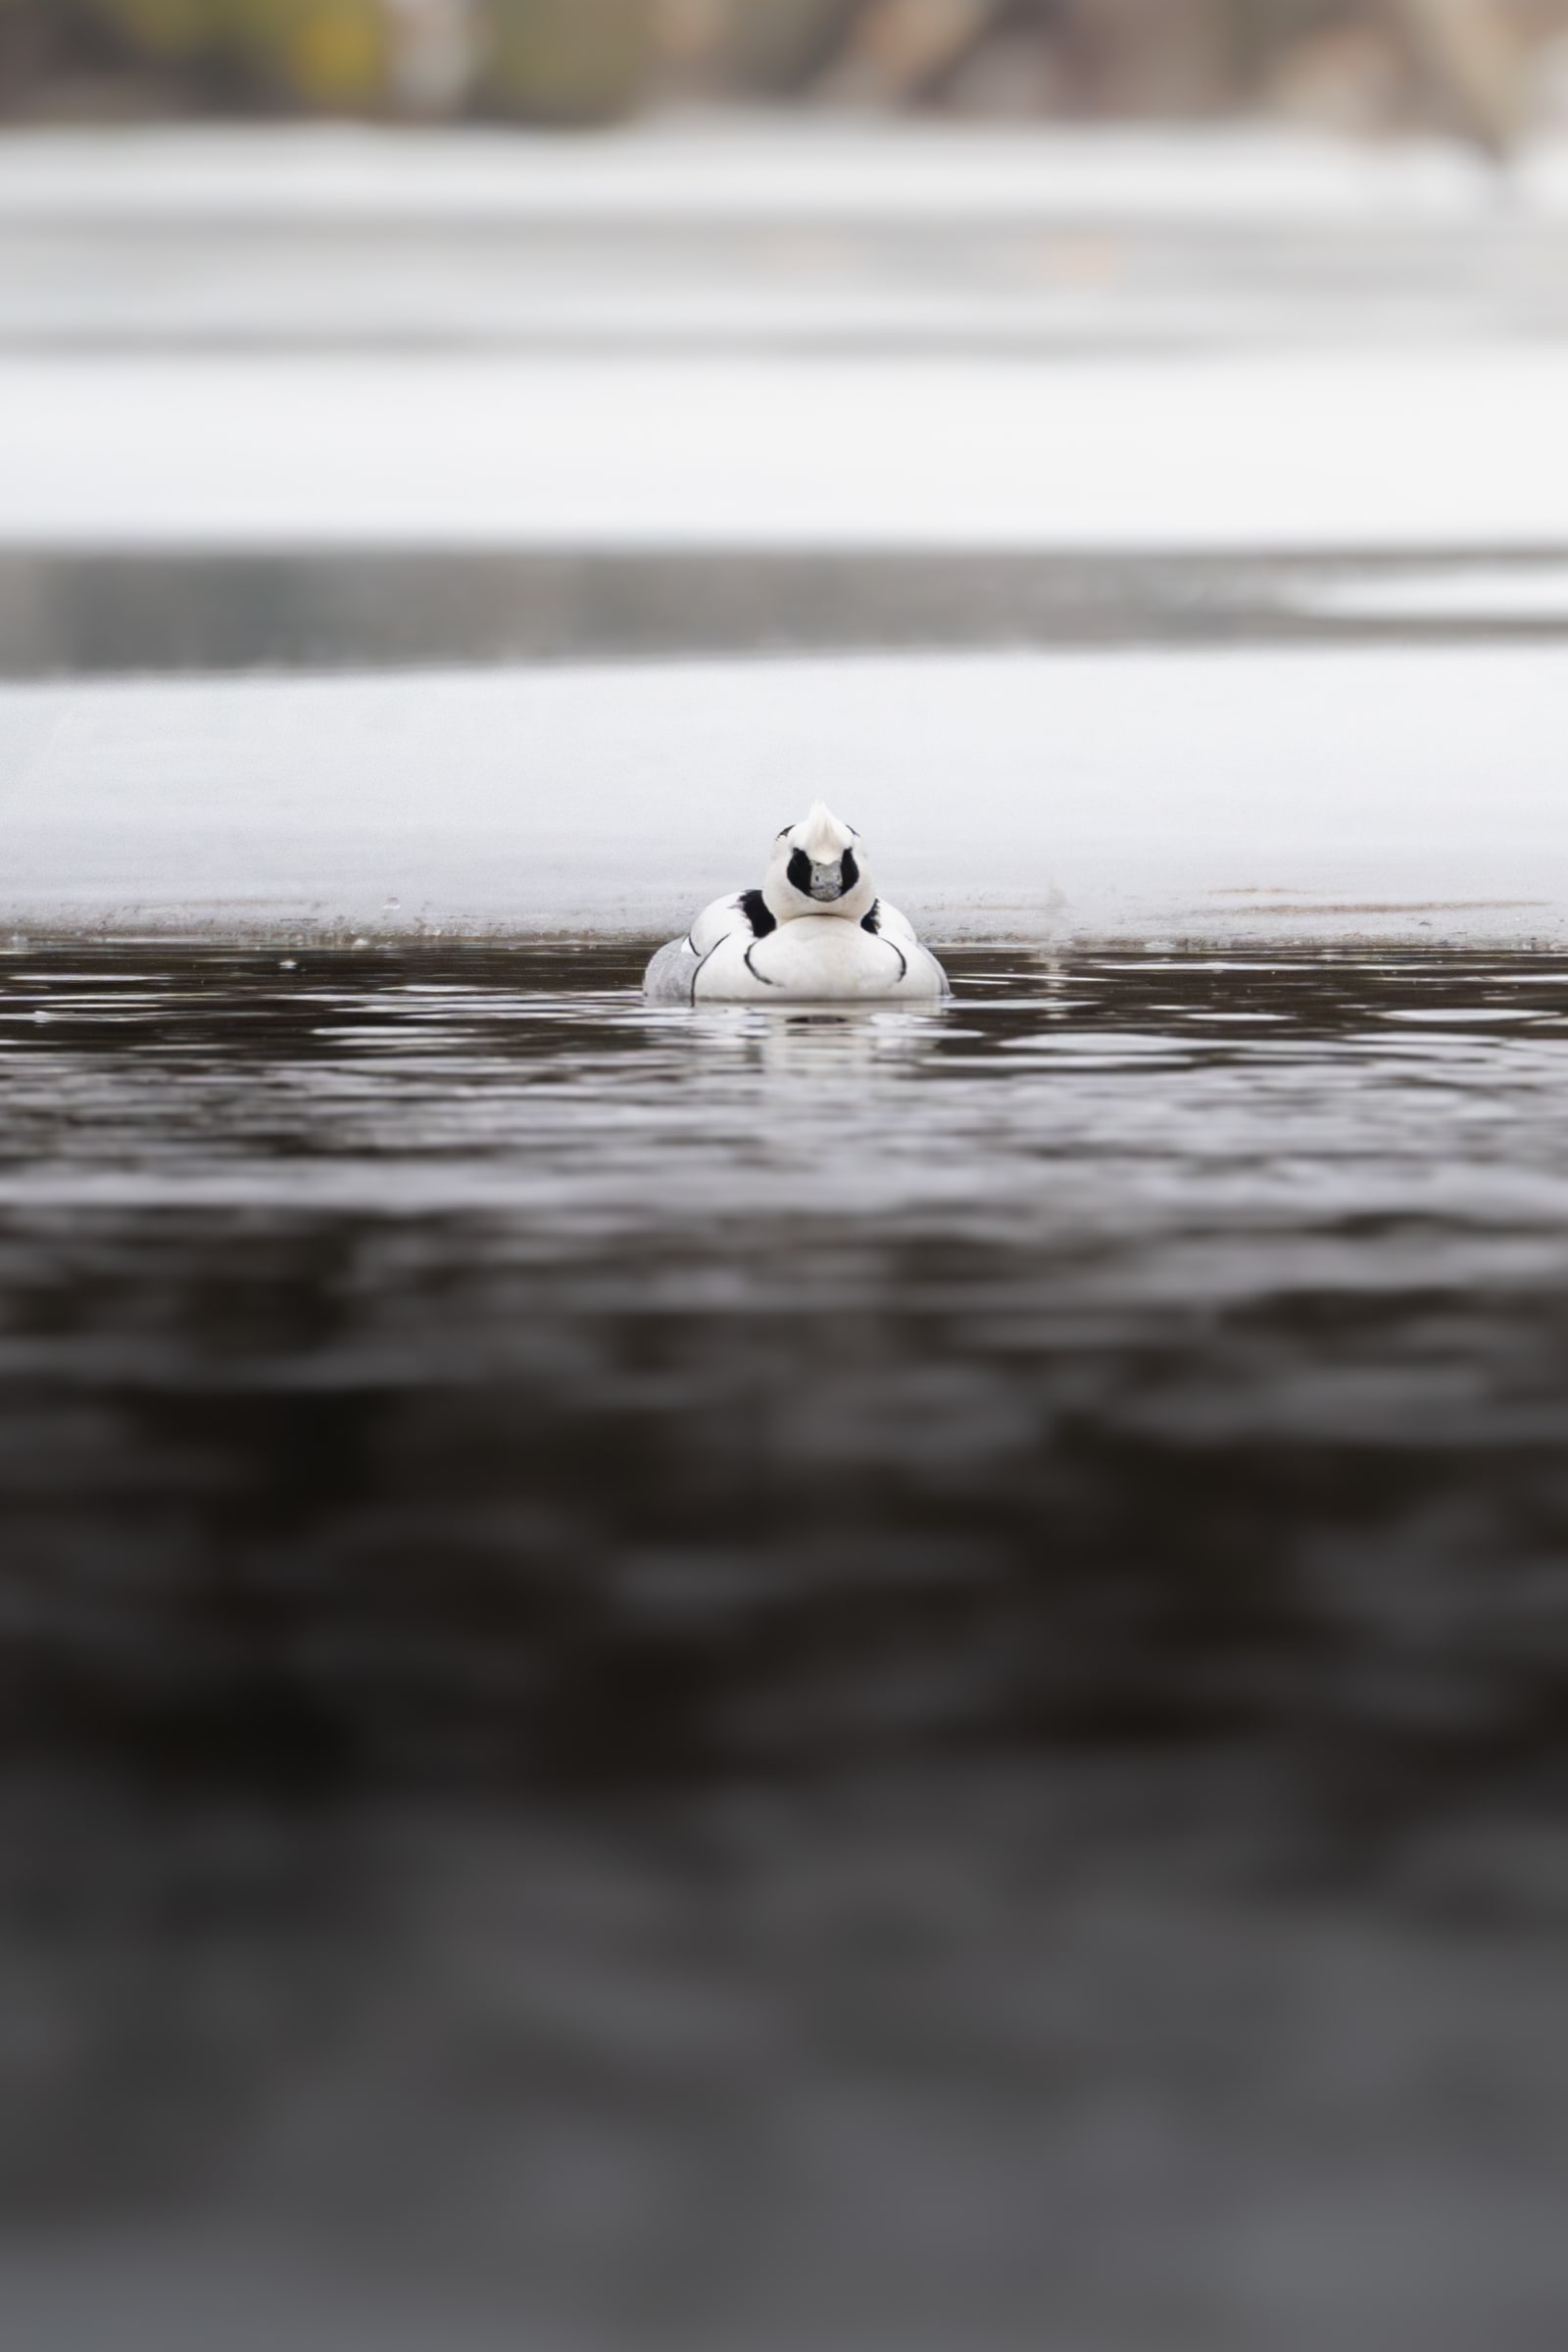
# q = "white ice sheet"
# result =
<box><xmin>4</xmin><ymin>349</ymin><xmax>1568</xmax><ymax>552</ymax></box>
<box><xmin>1</xmin><ymin>648</ymin><xmax>1562</xmax><ymax>946</ymax></box>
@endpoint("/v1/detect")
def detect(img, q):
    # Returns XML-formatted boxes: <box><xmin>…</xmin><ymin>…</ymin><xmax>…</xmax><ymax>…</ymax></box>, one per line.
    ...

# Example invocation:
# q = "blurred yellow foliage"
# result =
<box><xmin>87</xmin><ymin>0</ymin><xmax>650</xmax><ymax>116</ymax></box>
<box><xmin>94</xmin><ymin>0</ymin><xmax>393</xmax><ymax>105</ymax></box>
<box><xmin>279</xmin><ymin>0</ymin><xmax>388</xmax><ymax>105</ymax></box>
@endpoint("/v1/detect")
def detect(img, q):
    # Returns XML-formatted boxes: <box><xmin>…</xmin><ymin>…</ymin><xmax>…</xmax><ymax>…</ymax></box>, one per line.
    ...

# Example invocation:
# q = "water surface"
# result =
<box><xmin>4</xmin><ymin>945</ymin><xmax>1568</xmax><ymax>2345</ymax></box>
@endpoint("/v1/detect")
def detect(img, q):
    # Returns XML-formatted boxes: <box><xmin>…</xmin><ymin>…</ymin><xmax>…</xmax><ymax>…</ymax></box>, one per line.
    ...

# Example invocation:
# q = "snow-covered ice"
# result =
<box><xmin>4</xmin><ymin>349</ymin><xmax>1568</xmax><ymax>551</ymax></box>
<box><xmin>1287</xmin><ymin>564</ymin><xmax>1568</xmax><ymax>623</ymax></box>
<box><xmin>0</xmin><ymin>121</ymin><xmax>1509</xmax><ymax>226</ymax></box>
<box><xmin>2</xmin><ymin>649</ymin><xmax>1564</xmax><ymax>947</ymax></box>
<box><xmin>2</xmin><ymin>123</ymin><xmax>1567</xmax><ymax>944</ymax></box>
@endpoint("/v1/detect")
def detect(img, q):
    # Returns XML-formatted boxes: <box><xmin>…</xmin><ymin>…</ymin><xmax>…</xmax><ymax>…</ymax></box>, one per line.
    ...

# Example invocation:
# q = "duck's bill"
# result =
<box><xmin>808</xmin><ymin>862</ymin><xmax>846</xmax><ymax>902</ymax></box>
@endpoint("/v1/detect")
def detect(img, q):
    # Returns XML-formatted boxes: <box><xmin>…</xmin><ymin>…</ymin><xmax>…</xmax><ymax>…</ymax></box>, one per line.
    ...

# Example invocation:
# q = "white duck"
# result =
<box><xmin>644</xmin><ymin>803</ymin><xmax>950</xmax><ymax>1004</ymax></box>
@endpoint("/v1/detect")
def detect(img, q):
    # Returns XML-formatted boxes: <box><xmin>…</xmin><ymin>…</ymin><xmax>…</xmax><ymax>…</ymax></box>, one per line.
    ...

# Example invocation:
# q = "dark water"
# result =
<box><xmin>3</xmin><ymin>546</ymin><xmax>1568</xmax><ymax>678</ymax></box>
<box><xmin>5</xmin><ymin>943</ymin><xmax>1568</xmax><ymax>2347</ymax></box>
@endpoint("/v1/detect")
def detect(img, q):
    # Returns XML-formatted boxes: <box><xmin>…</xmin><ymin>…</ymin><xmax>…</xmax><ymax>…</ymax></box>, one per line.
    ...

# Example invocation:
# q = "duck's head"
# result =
<box><xmin>763</xmin><ymin>801</ymin><xmax>875</xmax><ymax>925</ymax></box>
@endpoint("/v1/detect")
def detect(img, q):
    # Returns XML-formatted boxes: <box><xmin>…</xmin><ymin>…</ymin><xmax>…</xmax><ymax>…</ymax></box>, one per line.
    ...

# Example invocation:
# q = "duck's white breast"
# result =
<box><xmin>695</xmin><ymin>915</ymin><xmax>947</xmax><ymax>1004</ymax></box>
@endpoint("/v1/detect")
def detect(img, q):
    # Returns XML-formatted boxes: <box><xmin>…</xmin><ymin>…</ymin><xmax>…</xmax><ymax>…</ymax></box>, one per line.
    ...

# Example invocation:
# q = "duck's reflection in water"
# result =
<box><xmin>686</xmin><ymin>1000</ymin><xmax>952</xmax><ymax>1076</ymax></box>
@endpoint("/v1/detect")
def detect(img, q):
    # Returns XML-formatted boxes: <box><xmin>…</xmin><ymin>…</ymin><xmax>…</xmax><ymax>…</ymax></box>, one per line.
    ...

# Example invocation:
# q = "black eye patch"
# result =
<box><xmin>841</xmin><ymin>847</ymin><xmax>859</xmax><ymax>891</ymax></box>
<box><xmin>787</xmin><ymin>848</ymin><xmax>814</xmax><ymax>895</ymax></box>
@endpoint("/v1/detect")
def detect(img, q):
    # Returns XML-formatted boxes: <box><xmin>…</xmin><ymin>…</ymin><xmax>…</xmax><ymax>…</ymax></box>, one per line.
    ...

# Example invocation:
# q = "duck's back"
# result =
<box><xmin>710</xmin><ymin>913</ymin><xmax>944</xmax><ymax>1002</ymax></box>
<box><xmin>646</xmin><ymin>909</ymin><xmax>947</xmax><ymax>1004</ymax></box>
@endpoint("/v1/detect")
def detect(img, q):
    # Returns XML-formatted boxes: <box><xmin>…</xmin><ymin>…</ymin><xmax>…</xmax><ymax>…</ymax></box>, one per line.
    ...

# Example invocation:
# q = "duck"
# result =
<box><xmin>644</xmin><ymin>802</ymin><xmax>950</xmax><ymax>1004</ymax></box>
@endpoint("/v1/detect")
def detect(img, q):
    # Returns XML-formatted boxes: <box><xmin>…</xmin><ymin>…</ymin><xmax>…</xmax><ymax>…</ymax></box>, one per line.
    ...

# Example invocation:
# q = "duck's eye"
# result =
<box><xmin>787</xmin><ymin>849</ymin><xmax>813</xmax><ymax>895</ymax></box>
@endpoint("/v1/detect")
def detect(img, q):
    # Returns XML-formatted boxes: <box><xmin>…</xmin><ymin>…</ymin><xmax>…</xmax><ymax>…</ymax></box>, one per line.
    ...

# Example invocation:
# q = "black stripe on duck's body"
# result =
<box><xmin>643</xmin><ymin>802</ymin><xmax>950</xmax><ymax>1005</ymax></box>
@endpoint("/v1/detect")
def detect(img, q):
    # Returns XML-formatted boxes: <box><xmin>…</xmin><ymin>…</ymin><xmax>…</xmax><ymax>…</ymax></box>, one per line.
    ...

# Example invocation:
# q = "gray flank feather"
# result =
<box><xmin>643</xmin><ymin>938</ymin><xmax>699</xmax><ymax>1004</ymax></box>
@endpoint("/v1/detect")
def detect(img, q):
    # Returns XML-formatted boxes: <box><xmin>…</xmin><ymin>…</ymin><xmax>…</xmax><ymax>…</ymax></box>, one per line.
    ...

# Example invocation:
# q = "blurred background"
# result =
<box><xmin>0</xmin><ymin>0</ymin><xmax>1564</xmax><ymax>144</ymax></box>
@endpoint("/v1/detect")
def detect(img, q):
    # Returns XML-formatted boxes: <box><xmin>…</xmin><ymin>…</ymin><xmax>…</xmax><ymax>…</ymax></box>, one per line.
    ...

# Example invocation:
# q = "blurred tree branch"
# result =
<box><xmin>1389</xmin><ymin>0</ymin><xmax>1523</xmax><ymax>153</ymax></box>
<box><xmin>781</xmin><ymin>0</ymin><xmax>1526</xmax><ymax>148</ymax></box>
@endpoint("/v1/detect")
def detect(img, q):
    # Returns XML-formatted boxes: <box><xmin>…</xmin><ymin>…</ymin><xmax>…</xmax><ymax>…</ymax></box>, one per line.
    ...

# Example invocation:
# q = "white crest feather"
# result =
<box><xmin>793</xmin><ymin>801</ymin><xmax>855</xmax><ymax>861</ymax></box>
